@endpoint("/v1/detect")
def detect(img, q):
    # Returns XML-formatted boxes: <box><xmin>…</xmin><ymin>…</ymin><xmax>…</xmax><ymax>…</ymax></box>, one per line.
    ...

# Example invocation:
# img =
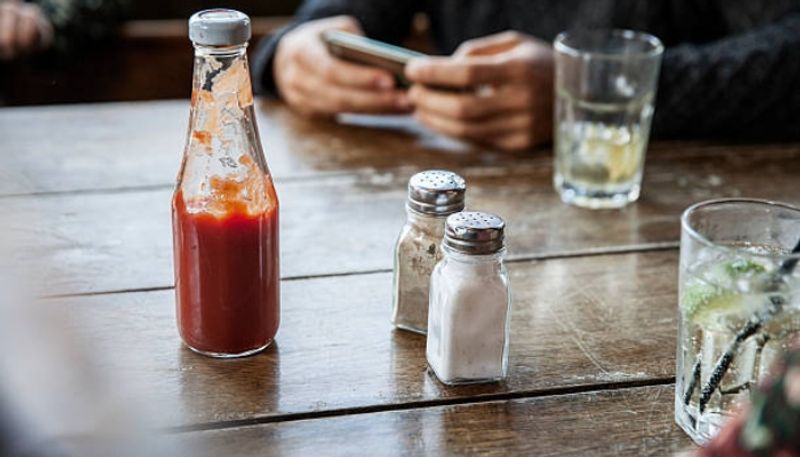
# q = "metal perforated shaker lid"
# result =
<box><xmin>189</xmin><ymin>9</ymin><xmax>251</xmax><ymax>46</ymax></box>
<box><xmin>444</xmin><ymin>211</ymin><xmax>505</xmax><ymax>255</ymax></box>
<box><xmin>407</xmin><ymin>170</ymin><xmax>466</xmax><ymax>215</ymax></box>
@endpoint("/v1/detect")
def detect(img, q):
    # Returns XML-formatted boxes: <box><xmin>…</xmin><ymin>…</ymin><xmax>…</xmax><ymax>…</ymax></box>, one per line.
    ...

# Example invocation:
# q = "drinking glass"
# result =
<box><xmin>676</xmin><ymin>199</ymin><xmax>800</xmax><ymax>444</ymax></box>
<box><xmin>553</xmin><ymin>29</ymin><xmax>663</xmax><ymax>209</ymax></box>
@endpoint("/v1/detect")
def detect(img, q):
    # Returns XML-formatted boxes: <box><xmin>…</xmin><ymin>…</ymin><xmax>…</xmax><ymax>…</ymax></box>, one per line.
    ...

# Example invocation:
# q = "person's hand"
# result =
<box><xmin>406</xmin><ymin>31</ymin><xmax>554</xmax><ymax>151</ymax></box>
<box><xmin>274</xmin><ymin>15</ymin><xmax>410</xmax><ymax>117</ymax></box>
<box><xmin>0</xmin><ymin>0</ymin><xmax>53</xmax><ymax>61</ymax></box>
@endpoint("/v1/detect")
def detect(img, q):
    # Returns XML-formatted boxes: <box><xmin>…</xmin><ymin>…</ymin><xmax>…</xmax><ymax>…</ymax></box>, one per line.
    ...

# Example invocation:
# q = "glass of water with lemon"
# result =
<box><xmin>553</xmin><ymin>30</ymin><xmax>663</xmax><ymax>209</ymax></box>
<box><xmin>676</xmin><ymin>199</ymin><xmax>800</xmax><ymax>444</ymax></box>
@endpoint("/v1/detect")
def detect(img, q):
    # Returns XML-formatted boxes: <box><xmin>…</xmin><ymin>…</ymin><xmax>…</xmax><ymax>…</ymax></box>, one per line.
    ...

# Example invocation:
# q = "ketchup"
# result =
<box><xmin>176</xmin><ymin>9</ymin><xmax>280</xmax><ymax>357</ymax></box>
<box><xmin>173</xmin><ymin>190</ymin><xmax>279</xmax><ymax>356</ymax></box>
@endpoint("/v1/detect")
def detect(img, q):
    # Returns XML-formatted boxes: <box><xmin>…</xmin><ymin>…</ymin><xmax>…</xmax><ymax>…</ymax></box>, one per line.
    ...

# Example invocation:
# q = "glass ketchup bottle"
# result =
<box><xmin>173</xmin><ymin>9</ymin><xmax>279</xmax><ymax>358</ymax></box>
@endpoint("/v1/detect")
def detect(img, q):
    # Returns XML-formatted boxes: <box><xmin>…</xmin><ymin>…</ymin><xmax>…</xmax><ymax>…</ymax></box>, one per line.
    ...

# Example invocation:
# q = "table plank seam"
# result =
<box><xmin>41</xmin><ymin>243</ymin><xmax>679</xmax><ymax>299</ymax></box>
<box><xmin>164</xmin><ymin>376</ymin><xmax>676</xmax><ymax>434</ymax></box>
<box><xmin>0</xmin><ymin>172</ymin><xmax>364</xmax><ymax>200</ymax></box>
<box><xmin>0</xmin><ymin>184</ymin><xmax>173</xmax><ymax>200</ymax></box>
<box><xmin>4</xmin><ymin>140</ymin><xmax>800</xmax><ymax>200</ymax></box>
<box><xmin>505</xmin><ymin>241</ymin><xmax>679</xmax><ymax>263</ymax></box>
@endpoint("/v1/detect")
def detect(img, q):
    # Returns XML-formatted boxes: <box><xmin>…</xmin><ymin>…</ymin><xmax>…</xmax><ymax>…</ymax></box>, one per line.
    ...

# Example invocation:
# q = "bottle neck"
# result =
<box><xmin>191</xmin><ymin>43</ymin><xmax>250</xmax><ymax>94</ymax></box>
<box><xmin>405</xmin><ymin>206</ymin><xmax>450</xmax><ymax>237</ymax></box>
<box><xmin>441</xmin><ymin>243</ymin><xmax>507</xmax><ymax>264</ymax></box>
<box><xmin>179</xmin><ymin>40</ymin><xmax>273</xmax><ymax>213</ymax></box>
<box><xmin>405</xmin><ymin>205</ymin><xmax>448</xmax><ymax>223</ymax></box>
<box><xmin>193</xmin><ymin>43</ymin><xmax>248</xmax><ymax>58</ymax></box>
<box><xmin>187</xmin><ymin>40</ymin><xmax>257</xmax><ymax>146</ymax></box>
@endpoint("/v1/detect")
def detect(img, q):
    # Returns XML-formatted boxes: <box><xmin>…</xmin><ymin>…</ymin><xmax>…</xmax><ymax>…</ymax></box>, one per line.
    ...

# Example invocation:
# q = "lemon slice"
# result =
<box><xmin>685</xmin><ymin>290</ymin><xmax>745</xmax><ymax>328</ymax></box>
<box><xmin>682</xmin><ymin>282</ymin><xmax>716</xmax><ymax>320</ymax></box>
<box><xmin>607</xmin><ymin>148</ymin><xmax>638</xmax><ymax>182</ymax></box>
<box><xmin>681</xmin><ymin>259</ymin><xmax>769</xmax><ymax>328</ymax></box>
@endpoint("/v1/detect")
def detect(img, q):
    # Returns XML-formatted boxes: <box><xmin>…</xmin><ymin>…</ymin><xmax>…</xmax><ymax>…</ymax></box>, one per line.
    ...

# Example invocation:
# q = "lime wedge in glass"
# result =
<box><xmin>681</xmin><ymin>259</ymin><xmax>769</xmax><ymax>329</ymax></box>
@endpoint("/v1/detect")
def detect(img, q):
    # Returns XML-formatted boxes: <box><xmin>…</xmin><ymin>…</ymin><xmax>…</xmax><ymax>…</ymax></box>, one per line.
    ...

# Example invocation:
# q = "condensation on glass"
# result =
<box><xmin>676</xmin><ymin>199</ymin><xmax>800</xmax><ymax>444</ymax></box>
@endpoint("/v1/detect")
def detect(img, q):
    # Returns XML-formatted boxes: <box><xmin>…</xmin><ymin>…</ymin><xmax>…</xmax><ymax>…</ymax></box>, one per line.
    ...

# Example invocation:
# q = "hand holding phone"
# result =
<box><xmin>322</xmin><ymin>30</ymin><xmax>426</xmax><ymax>87</ymax></box>
<box><xmin>405</xmin><ymin>31</ymin><xmax>555</xmax><ymax>151</ymax></box>
<box><xmin>274</xmin><ymin>16</ymin><xmax>412</xmax><ymax>116</ymax></box>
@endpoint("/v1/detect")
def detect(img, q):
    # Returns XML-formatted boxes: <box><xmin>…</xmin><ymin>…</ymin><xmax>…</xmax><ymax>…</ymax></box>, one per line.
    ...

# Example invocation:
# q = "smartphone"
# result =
<box><xmin>322</xmin><ymin>30</ymin><xmax>426</xmax><ymax>87</ymax></box>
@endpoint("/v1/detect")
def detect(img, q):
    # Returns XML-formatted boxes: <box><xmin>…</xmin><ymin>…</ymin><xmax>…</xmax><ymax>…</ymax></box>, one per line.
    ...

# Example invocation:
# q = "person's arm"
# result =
<box><xmin>654</xmin><ymin>13</ymin><xmax>800</xmax><ymax>139</ymax></box>
<box><xmin>34</xmin><ymin>0</ymin><xmax>127</xmax><ymax>55</ymax></box>
<box><xmin>252</xmin><ymin>0</ymin><xmax>421</xmax><ymax>97</ymax></box>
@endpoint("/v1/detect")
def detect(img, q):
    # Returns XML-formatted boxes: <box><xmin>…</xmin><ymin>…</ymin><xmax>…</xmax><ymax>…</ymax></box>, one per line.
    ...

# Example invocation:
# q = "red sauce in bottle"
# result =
<box><xmin>174</xmin><ymin>22</ymin><xmax>279</xmax><ymax>357</ymax></box>
<box><xmin>172</xmin><ymin>185</ymin><xmax>279</xmax><ymax>356</ymax></box>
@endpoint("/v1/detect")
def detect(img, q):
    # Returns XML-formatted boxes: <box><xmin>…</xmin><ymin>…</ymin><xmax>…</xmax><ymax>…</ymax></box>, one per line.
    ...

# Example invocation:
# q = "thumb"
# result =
<box><xmin>454</xmin><ymin>31</ymin><xmax>526</xmax><ymax>58</ymax></box>
<box><xmin>330</xmin><ymin>15</ymin><xmax>364</xmax><ymax>35</ymax></box>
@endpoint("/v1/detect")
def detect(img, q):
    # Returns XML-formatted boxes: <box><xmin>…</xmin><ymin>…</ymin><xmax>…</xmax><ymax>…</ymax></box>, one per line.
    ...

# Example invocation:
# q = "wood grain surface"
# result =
<box><xmin>2</xmin><ymin>99</ymin><xmax>799</xmax><ymax>195</ymax></box>
<box><xmin>3</xmin><ymin>149</ymin><xmax>798</xmax><ymax>296</ymax></box>
<box><xmin>4</xmin><ymin>99</ymin><xmax>795</xmax><ymax>454</ymax></box>
<box><xmin>180</xmin><ymin>384</ymin><xmax>694</xmax><ymax>457</ymax></box>
<box><xmin>50</xmin><ymin>250</ymin><xmax>678</xmax><ymax>430</ymax></box>
<box><xmin>0</xmin><ymin>100</ymin><xmax>514</xmax><ymax>195</ymax></box>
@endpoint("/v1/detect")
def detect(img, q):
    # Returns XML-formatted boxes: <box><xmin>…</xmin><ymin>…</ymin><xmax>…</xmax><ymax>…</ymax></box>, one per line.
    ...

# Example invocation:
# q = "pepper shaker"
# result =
<box><xmin>427</xmin><ymin>211</ymin><xmax>511</xmax><ymax>385</ymax></box>
<box><xmin>392</xmin><ymin>170</ymin><xmax>466</xmax><ymax>334</ymax></box>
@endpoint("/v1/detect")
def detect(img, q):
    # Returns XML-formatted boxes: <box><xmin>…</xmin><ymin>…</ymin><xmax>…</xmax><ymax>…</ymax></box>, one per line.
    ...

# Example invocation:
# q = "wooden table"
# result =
<box><xmin>2</xmin><ymin>99</ymin><xmax>798</xmax><ymax>456</ymax></box>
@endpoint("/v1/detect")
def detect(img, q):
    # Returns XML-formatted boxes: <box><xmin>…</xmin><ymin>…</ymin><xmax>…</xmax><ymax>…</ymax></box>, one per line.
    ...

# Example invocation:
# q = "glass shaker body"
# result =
<box><xmin>427</xmin><ymin>212</ymin><xmax>511</xmax><ymax>385</ymax></box>
<box><xmin>172</xmin><ymin>10</ymin><xmax>280</xmax><ymax>358</ymax></box>
<box><xmin>391</xmin><ymin>170</ymin><xmax>466</xmax><ymax>335</ymax></box>
<box><xmin>392</xmin><ymin>207</ymin><xmax>447</xmax><ymax>334</ymax></box>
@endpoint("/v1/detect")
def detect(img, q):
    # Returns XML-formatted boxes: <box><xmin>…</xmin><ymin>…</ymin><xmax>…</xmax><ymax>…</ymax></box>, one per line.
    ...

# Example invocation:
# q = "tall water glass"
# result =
<box><xmin>676</xmin><ymin>199</ymin><xmax>800</xmax><ymax>444</ymax></box>
<box><xmin>553</xmin><ymin>30</ymin><xmax>663</xmax><ymax>209</ymax></box>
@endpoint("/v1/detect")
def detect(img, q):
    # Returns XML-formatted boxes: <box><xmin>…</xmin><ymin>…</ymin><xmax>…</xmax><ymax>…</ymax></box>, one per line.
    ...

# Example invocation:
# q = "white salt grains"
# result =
<box><xmin>426</xmin><ymin>211</ymin><xmax>511</xmax><ymax>385</ymax></box>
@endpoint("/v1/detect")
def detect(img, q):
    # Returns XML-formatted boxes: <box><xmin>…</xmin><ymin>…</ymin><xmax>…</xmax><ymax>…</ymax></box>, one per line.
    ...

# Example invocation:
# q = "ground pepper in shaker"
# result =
<box><xmin>427</xmin><ymin>211</ymin><xmax>511</xmax><ymax>385</ymax></box>
<box><xmin>392</xmin><ymin>170</ymin><xmax>466</xmax><ymax>334</ymax></box>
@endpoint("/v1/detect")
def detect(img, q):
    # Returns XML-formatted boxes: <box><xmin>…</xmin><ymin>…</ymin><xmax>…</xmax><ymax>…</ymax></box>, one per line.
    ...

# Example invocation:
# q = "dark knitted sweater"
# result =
<box><xmin>253</xmin><ymin>0</ymin><xmax>800</xmax><ymax>139</ymax></box>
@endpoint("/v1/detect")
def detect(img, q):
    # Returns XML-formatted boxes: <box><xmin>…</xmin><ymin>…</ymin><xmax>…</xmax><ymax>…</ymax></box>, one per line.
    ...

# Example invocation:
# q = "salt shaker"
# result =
<box><xmin>392</xmin><ymin>170</ymin><xmax>466</xmax><ymax>334</ymax></box>
<box><xmin>427</xmin><ymin>211</ymin><xmax>511</xmax><ymax>385</ymax></box>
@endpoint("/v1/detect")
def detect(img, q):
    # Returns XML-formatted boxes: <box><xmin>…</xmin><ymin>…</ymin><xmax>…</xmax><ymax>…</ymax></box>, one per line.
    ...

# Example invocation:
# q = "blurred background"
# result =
<box><xmin>0</xmin><ymin>0</ymin><xmax>301</xmax><ymax>106</ymax></box>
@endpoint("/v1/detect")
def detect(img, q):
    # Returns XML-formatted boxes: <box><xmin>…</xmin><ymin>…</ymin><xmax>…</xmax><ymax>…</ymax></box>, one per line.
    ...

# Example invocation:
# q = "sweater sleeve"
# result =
<box><xmin>252</xmin><ymin>0</ymin><xmax>422</xmax><ymax>96</ymax></box>
<box><xmin>34</xmin><ymin>0</ymin><xmax>128</xmax><ymax>56</ymax></box>
<box><xmin>653</xmin><ymin>13</ymin><xmax>800</xmax><ymax>139</ymax></box>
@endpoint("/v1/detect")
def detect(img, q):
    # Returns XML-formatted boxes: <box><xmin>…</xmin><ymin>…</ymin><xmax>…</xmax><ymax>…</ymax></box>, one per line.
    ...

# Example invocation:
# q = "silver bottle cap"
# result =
<box><xmin>444</xmin><ymin>211</ymin><xmax>505</xmax><ymax>255</ymax></box>
<box><xmin>189</xmin><ymin>9</ymin><xmax>252</xmax><ymax>46</ymax></box>
<box><xmin>407</xmin><ymin>170</ymin><xmax>466</xmax><ymax>216</ymax></box>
